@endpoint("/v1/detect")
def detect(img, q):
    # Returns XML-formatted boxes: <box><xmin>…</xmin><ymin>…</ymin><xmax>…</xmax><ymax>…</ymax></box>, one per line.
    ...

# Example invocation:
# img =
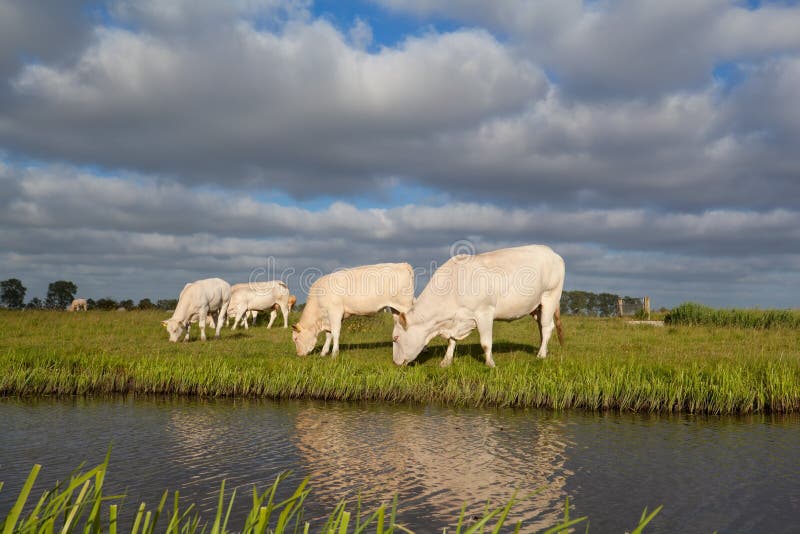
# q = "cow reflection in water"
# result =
<box><xmin>293</xmin><ymin>404</ymin><xmax>571</xmax><ymax>529</ymax></box>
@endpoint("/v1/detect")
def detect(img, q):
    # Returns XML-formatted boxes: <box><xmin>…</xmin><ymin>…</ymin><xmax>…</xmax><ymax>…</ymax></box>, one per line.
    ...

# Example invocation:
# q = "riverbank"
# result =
<box><xmin>1</xmin><ymin>310</ymin><xmax>798</xmax><ymax>413</ymax></box>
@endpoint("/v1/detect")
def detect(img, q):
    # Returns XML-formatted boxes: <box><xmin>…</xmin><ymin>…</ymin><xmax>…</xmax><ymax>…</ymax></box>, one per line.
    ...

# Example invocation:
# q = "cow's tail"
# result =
<box><xmin>555</xmin><ymin>306</ymin><xmax>564</xmax><ymax>345</ymax></box>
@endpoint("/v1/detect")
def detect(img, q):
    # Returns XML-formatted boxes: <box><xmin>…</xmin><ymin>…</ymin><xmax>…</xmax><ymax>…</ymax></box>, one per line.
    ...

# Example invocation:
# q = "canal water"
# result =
<box><xmin>1</xmin><ymin>397</ymin><xmax>798</xmax><ymax>533</ymax></box>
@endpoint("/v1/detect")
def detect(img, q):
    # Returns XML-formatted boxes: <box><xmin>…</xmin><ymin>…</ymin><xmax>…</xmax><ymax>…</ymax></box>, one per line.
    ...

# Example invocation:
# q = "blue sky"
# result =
<box><xmin>1</xmin><ymin>0</ymin><xmax>799</xmax><ymax>308</ymax></box>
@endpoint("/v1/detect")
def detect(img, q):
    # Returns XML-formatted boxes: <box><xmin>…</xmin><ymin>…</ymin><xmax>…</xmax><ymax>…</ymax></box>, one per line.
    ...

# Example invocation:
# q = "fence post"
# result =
<box><xmin>644</xmin><ymin>296</ymin><xmax>651</xmax><ymax>320</ymax></box>
<box><xmin>617</xmin><ymin>298</ymin><xmax>624</xmax><ymax>317</ymax></box>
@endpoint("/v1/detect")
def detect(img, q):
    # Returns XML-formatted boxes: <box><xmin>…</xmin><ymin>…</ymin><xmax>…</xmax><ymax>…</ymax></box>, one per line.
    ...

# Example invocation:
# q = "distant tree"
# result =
<box><xmin>95</xmin><ymin>298</ymin><xmax>118</xmax><ymax>311</ymax></box>
<box><xmin>119</xmin><ymin>299</ymin><xmax>135</xmax><ymax>310</ymax></box>
<box><xmin>46</xmin><ymin>280</ymin><xmax>78</xmax><ymax>310</ymax></box>
<box><xmin>138</xmin><ymin>298</ymin><xmax>156</xmax><ymax>310</ymax></box>
<box><xmin>157</xmin><ymin>299</ymin><xmax>178</xmax><ymax>311</ymax></box>
<box><xmin>86</xmin><ymin>298</ymin><xmax>96</xmax><ymax>310</ymax></box>
<box><xmin>1</xmin><ymin>278</ymin><xmax>27</xmax><ymax>309</ymax></box>
<box><xmin>25</xmin><ymin>297</ymin><xmax>44</xmax><ymax>310</ymax></box>
<box><xmin>561</xmin><ymin>290</ymin><xmax>621</xmax><ymax>317</ymax></box>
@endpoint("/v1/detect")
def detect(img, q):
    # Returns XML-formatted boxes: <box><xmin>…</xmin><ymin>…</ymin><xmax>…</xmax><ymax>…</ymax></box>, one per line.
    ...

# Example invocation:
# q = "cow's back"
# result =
<box><xmin>420</xmin><ymin>245</ymin><xmax>563</xmax><ymax>319</ymax></box>
<box><xmin>179</xmin><ymin>278</ymin><xmax>231</xmax><ymax>313</ymax></box>
<box><xmin>313</xmin><ymin>263</ymin><xmax>414</xmax><ymax>314</ymax></box>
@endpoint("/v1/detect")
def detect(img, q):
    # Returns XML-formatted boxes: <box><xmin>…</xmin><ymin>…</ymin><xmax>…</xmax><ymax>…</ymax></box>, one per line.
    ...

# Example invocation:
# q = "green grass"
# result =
<box><xmin>1</xmin><ymin>310</ymin><xmax>799</xmax><ymax>413</ymax></box>
<box><xmin>1</xmin><ymin>456</ymin><xmax>662</xmax><ymax>534</ymax></box>
<box><xmin>665</xmin><ymin>302</ymin><xmax>800</xmax><ymax>328</ymax></box>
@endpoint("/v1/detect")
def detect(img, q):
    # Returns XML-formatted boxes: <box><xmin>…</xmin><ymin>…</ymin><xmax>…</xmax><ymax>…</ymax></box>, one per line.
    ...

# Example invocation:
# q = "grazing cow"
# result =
<box><xmin>67</xmin><ymin>298</ymin><xmax>88</xmax><ymax>312</ymax></box>
<box><xmin>179</xmin><ymin>282</ymin><xmax>219</xmax><ymax>329</ymax></box>
<box><xmin>292</xmin><ymin>263</ymin><xmax>414</xmax><ymax>357</ymax></box>
<box><xmin>392</xmin><ymin>245</ymin><xmax>565</xmax><ymax>367</ymax></box>
<box><xmin>229</xmin><ymin>281</ymin><xmax>293</xmax><ymax>330</ymax></box>
<box><xmin>161</xmin><ymin>278</ymin><xmax>231</xmax><ymax>342</ymax></box>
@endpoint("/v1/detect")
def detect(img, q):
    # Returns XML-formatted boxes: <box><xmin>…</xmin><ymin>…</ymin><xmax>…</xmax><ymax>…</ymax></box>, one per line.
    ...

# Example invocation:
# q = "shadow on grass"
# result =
<box><xmin>413</xmin><ymin>341</ymin><xmax>539</xmax><ymax>365</ymax></box>
<box><xmin>339</xmin><ymin>340</ymin><xmax>393</xmax><ymax>351</ymax></box>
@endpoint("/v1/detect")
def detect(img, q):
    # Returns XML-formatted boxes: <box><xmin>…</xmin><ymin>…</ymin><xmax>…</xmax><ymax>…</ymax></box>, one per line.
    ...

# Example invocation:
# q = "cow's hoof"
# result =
<box><xmin>485</xmin><ymin>360</ymin><xmax>496</xmax><ymax>368</ymax></box>
<box><xmin>439</xmin><ymin>359</ymin><xmax>453</xmax><ymax>368</ymax></box>
<box><xmin>536</xmin><ymin>353</ymin><xmax>547</xmax><ymax>359</ymax></box>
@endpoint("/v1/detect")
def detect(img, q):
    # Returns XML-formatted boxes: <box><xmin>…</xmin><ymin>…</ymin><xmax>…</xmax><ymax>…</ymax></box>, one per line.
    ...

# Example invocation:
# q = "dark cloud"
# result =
<box><xmin>0</xmin><ymin>0</ymin><xmax>91</xmax><ymax>86</ymax></box>
<box><xmin>1</xmin><ymin>164</ymin><xmax>798</xmax><ymax>308</ymax></box>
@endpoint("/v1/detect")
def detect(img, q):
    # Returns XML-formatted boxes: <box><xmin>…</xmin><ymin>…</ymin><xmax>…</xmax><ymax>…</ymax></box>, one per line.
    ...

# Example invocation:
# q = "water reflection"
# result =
<box><xmin>1</xmin><ymin>397</ymin><xmax>798</xmax><ymax>533</ymax></box>
<box><xmin>293</xmin><ymin>403</ymin><xmax>573</xmax><ymax>529</ymax></box>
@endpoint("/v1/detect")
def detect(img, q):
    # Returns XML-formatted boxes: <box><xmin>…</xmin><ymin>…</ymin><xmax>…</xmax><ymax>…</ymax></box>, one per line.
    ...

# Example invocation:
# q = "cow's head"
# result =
<box><xmin>291</xmin><ymin>324</ymin><xmax>317</xmax><ymax>356</ymax></box>
<box><xmin>392</xmin><ymin>312</ymin><xmax>429</xmax><ymax>365</ymax></box>
<box><xmin>162</xmin><ymin>318</ymin><xmax>187</xmax><ymax>342</ymax></box>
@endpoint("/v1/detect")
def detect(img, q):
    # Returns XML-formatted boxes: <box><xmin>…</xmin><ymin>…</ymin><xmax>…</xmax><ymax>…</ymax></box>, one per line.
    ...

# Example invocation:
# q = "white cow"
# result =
<box><xmin>67</xmin><ymin>298</ymin><xmax>88</xmax><ymax>312</ymax></box>
<box><xmin>161</xmin><ymin>278</ymin><xmax>231</xmax><ymax>342</ymax></box>
<box><xmin>179</xmin><ymin>282</ymin><xmax>222</xmax><ymax>329</ymax></box>
<box><xmin>229</xmin><ymin>281</ymin><xmax>293</xmax><ymax>330</ymax></box>
<box><xmin>292</xmin><ymin>263</ymin><xmax>415</xmax><ymax>357</ymax></box>
<box><xmin>392</xmin><ymin>245</ymin><xmax>565</xmax><ymax>367</ymax></box>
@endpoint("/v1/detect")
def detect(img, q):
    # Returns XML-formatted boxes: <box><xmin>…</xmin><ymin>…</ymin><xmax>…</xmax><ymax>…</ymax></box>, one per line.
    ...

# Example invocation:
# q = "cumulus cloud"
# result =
<box><xmin>373</xmin><ymin>0</ymin><xmax>800</xmax><ymax>97</ymax></box>
<box><xmin>0</xmin><ymin>1</ymin><xmax>798</xmax><ymax>308</ymax></box>
<box><xmin>1</xmin><ymin>16</ymin><xmax>544</xmax><ymax>195</ymax></box>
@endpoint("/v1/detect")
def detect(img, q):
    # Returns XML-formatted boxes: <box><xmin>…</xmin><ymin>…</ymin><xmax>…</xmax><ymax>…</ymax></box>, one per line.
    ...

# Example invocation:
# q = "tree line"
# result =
<box><xmin>4</xmin><ymin>278</ymin><xmax>636</xmax><ymax>317</ymax></box>
<box><xmin>0</xmin><ymin>278</ymin><xmax>178</xmax><ymax>311</ymax></box>
<box><xmin>561</xmin><ymin>290</ymin><xmax>636</xmax><ymax>317</ymax></box>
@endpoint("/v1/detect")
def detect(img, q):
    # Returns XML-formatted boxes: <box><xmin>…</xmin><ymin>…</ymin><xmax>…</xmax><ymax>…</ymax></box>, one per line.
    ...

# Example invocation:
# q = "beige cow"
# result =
<box><xmin>392</xmin><ymin>245</ymin><xmax>565</xmax><ymax>367</ymax></box>
<box><xmin>292</xmin><ymin>263</ymin><xmax>414</xmax><ymax>357</ymax></box>
<box><xmin>242</xmin><ymin>294</ymin><xmax>297</xmax><ymax>328</ymax></box>
<box><xmin>229</xmin><ymin>281</ymin><xmax>293</xmax><ymax>330</ymax></box>
<box><xmin>67</xmin><ymin>298</ymin><xmax>88</xmax><ymax>312</ymax></box>
<box><xmin>161</xmin><ymin>278</ymin><xmax>231</xmax><ymax>342</ymax></box>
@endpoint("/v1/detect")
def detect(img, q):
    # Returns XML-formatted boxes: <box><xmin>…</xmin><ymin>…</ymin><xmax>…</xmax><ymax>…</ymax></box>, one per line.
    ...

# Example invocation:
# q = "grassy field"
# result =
<box><xmin>0</xmin><ymin>309</ymin><xmax>798</xmax><ymax>413</ymax></box>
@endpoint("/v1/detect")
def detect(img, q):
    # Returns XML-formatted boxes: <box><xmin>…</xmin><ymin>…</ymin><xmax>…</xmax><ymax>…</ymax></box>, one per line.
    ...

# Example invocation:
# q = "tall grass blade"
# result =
<box><xmin>630</xmin><ymin>505</ymin><xmax>663</xmax><ymax>534</ymax></box>
<box><xmin>2</xmin><ymin>463</ymin><xmax>40</xmax><ymax>534</ymax></box>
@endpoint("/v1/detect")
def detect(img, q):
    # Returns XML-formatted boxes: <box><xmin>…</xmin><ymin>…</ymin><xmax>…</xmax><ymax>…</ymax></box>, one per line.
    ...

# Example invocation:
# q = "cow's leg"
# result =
<box><xmin>320</xmin><ymin>332</ymin><xmax>332</xmax><ymax>355</ymax></box>
<box><xmin>536</xmin><ymin>297</ymin><xmax>558</xmax><ymax>358</ymax></box>
<box><xmin>242</xmin><ymin>309</ymin><xmax>250</xmax><ymax>330</ymax></box>
<box><xmin>215</xmin><ymin>302</ymin><xmax>228</xmax><ymax>339</ymax></box>
<box><xmin>183</xmin><ymin>323</ymin><xmax>191</xmax><ymax>342</ymax></box>
<box><xmin>329</xmin><ymin>310</ymin><xmax>344</xmax><ymax>357</ymax></box>
<box><xmin>198</xmin><ymin>309</ymin><xmax>208</xmax><ymax>341</ymax></box>
<box><xmin>251</xmin><ymin>310</ymin><xmax>258</xmax><ymax>326</ymax></box>
<box><xmin>279</xmin><ymin>304</ymin><xmax>289</xmax><ymax>328</ymax></box>
<box><xmin>440</xmin><ymin>338</ymin><xmax>457</xmax><ymax>368</ymax></box>
<box><xmin>232</xmin><ymin>307</ymin><xmax>245</xmax><ymax>330</ymax></box>
<box><xmin>267</xmin><ymin>309</ymin><xmax>277</xmax><ymax>329</ymax></box>
<box><xmin>476</xmin><ymin>313</ymin><xmax>495</xmax><ymax>367</ymax></box>
<box><xmin>531</xmin><ymin>304</ymin><xmax>543</xmax><ymax>346</ymax></box>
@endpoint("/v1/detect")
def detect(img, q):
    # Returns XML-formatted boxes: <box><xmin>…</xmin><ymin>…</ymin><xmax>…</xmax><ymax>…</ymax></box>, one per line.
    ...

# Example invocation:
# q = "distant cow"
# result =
<box><xmin>229</xmin><ymin>281</ymin><xmax>293</xmax><ymax>330</ymax></box>
<box><xmin>292</xmin><ymin>263</ymin><xmax>414</xmax><ymax>357</ymax></box>
<box><xmin>68</xmin><ymin>298</ymin><xmax>88</xmax><ymax>312</ymax></box>
<box><xmin>161</xmin><ymin>278</ymin><xmax>231</xmax><ymax>342</ymax></box>
<box><xmin>392</xmin><ymin>245</ymin><xmax>565</xmax><ymax>367</ymax></box>
<box><xmin>243</xmin><ymin>294</ymin><xmax>297</xmax><ymax>328</ymax></box>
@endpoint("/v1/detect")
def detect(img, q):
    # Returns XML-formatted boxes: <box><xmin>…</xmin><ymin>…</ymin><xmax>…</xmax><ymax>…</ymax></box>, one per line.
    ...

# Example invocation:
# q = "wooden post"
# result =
<box><xmin>617</xmin><ymin>298</ymin><xmax>624</xmax><ymax>317</ymax></box>
<box><xmin>644</xmin><ymin>296</ymin><xmax>651</xmax><ymax>320</ymax></box>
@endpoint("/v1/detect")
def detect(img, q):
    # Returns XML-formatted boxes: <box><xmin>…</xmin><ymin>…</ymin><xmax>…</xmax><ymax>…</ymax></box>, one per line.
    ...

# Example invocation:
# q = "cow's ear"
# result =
<box><xmin>398</xmin><ymin>313</ymin><xmax>408</xmax><ymax>330</ymax></box>
<box><xmin>161</xmin><ymin>320</ymin><xmax>168</xmax><ymax>327</ymax></box>
<box><xmin>292</xmin><ymin>324</ymin><xmax>301</xmax><ymax>332</ymax></box>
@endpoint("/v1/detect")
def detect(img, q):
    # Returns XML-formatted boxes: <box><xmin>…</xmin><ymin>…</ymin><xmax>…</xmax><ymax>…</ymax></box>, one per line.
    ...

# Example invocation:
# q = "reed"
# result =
<box><xmin>665</xmin><ymin>302</ymin><xmax>800</xmax><ymax>329</ymax></box>
<box><xmin>1</xmin><ymin>310</ymin><xmax>798</xmax><ymax>413</ymax></box>
<box><xmin>0</xmin><ymin>457</ymin><xmax>661</xmax><ymax>533</ymax></box>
